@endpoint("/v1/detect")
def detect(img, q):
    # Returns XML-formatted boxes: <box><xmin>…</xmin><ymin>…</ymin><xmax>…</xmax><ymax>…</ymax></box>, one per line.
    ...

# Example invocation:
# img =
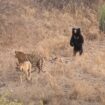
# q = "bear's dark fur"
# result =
<box><xmin>70</xmin><ymin>28</ymin><xmax>84</xmax><ymax>56</ymax></box>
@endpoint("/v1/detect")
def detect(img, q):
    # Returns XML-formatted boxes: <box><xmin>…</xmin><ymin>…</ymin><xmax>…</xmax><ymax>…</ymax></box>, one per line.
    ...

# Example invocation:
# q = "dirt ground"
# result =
<box><xmin>0</xmin><ymin>40</ymin><xmax>105</xmax><ymax>105</ymax></box>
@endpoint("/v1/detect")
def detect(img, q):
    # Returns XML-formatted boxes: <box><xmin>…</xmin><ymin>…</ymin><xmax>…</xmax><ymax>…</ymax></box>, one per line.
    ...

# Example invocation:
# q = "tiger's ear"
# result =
<box><xmin>15</xmin><ymin>51</ymin><xmax>17</xmax><ymax>54</ymax></box>
<box><xmin>15</xmin><ymin>51</ymin><xmax>19</xmax><ymax>57</ymax></box>
<box><xmin>15</xmin><ymin>51</ymin><xmax>17</xmax><ymax>56</ymax></box>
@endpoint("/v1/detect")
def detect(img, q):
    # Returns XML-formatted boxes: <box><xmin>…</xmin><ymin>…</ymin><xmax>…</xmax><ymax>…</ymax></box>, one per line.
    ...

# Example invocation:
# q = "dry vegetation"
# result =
<box><xmin>0</xmin><ymin>0</ymin><xmax>105</xmax><ymax>105</ymax></box>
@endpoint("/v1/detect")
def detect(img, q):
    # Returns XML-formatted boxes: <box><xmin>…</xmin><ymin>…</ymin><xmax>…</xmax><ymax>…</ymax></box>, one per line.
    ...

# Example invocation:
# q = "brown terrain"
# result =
<box><xmin>0</xmin><ymin>0</ymin><xmax>105</xmax><ymax>105</ymax></box>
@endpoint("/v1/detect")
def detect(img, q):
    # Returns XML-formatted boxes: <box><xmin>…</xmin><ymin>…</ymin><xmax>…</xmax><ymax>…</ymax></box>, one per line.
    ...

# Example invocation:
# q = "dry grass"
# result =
<box><xmin>0</xmin><ymin>0</ymin><xmax>105</xmax><ymax>105</ymax></box>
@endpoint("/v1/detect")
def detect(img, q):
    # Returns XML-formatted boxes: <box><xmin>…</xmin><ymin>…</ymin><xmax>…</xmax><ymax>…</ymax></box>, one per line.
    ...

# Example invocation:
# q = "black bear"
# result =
<box><xmin>70</xmin><ymin>28</ymin><xmax>84</xmax><ymax>56</ymax></box>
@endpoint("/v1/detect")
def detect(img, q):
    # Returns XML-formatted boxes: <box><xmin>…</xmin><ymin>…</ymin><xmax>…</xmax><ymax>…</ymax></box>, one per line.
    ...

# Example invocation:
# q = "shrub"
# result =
<box><xmin>99</xmin><ymin>4</ymin><xmax>105</xmax><ymax>33</ymax></box>
<box><xmin>0</xmin><ymin>95</ymin><xmax>23</xmax><ymax>105</ymax></box>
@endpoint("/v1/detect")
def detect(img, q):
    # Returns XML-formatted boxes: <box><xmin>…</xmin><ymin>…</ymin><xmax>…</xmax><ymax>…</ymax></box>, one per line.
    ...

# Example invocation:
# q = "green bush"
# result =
<box><xmin>99</xmin><ymin>5</ymin><xmax>105</xmax><ymax>32</ymax></box>
<box><xmin>0</xmin><ymin>95</ymin><xmax>23</xmax><ymax>105</ymax></box>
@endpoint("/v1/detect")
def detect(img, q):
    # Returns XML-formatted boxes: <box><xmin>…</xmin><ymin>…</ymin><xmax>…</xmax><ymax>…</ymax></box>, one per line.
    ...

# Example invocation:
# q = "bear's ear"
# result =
<box><xmin>72</xmin><ymin>28</ymin><xmax>75</xmax><ymax>31</ymax></box>
<box><xmin>77</xmin><ymin>28</ymin><xmax>81</xmax><ymax>34</ymax></box>
<box><xmin>78</xmin><ymin>28</ymin><xmax>80</xmax><ymax>31</ymax></box>
<box><xmin>72</xmin><ymin>28</ymin><xmax>75</xmax><ymax>34</ymax></box>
